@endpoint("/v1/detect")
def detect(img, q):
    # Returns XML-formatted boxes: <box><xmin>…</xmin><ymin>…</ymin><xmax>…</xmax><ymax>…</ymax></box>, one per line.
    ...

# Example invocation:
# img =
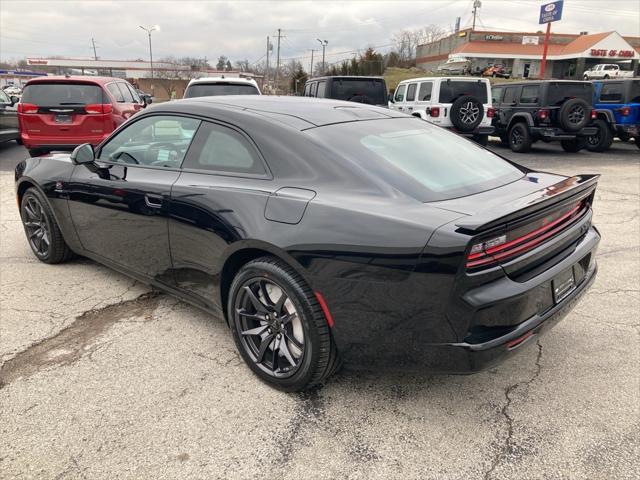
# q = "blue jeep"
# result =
<box><xmin>589</xmin><ymin>79</ymin><xmax>640</xmax><ymax>151</ymax></box>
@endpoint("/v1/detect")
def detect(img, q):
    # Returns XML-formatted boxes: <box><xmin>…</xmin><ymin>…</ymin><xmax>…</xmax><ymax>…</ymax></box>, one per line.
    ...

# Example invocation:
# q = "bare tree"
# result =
<box><xmin>392</xmin><ymin>25</ymin><xmax>447</xmax><ymax>66</ymax></box>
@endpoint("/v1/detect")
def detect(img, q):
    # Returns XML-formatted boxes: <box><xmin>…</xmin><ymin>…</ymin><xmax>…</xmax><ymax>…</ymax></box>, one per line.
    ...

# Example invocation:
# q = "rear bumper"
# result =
<box><xmin>616</xmin><ymin>124</ymin><xmax>639</xmax><ymax>136</ymax></box>
<box><xmin>455</xmin><ymin>126</ymin><xmax>495</xmax><ymax>137</ymax></box>
<box><xmin>20</xmin><ymin>132</ymin><xmax>109</xmax><ymax>150</ymax></box>
<box><xmin>531</xmin><ymin>126</ymin><xmax>597</xmax><ymax>140</ymax></box>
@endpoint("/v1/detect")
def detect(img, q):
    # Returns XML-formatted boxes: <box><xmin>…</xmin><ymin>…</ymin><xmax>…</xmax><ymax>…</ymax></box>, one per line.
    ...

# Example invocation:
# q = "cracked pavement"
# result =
<box><xmin>1</xmin><ymin>140</ymin><xmax>639</xmax><ymax>479</ymax></box>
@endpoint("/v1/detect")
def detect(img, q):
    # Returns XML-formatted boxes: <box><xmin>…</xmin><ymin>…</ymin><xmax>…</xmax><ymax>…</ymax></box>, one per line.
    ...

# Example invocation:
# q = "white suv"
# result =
<box><xmin>184</xmin><ymin>77</ymin><xmax>261</xmax><ymax>98</ymax></box>
<box><xmin>389</xmin><ymin>77</ymin><xmax>494</xmax><ymax>144</ymax></box>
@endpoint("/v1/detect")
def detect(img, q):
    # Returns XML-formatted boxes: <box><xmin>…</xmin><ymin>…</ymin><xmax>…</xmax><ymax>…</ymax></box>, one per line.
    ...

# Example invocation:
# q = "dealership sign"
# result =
<box><xmin>590</xmin><ymin>49</ymin><xmax>635</xmax><ymax>58</ymax></box>
<box><xmin>539</xmin><ymin>0</ymin><xmax>563</xmax><ymax>24</ymax></box>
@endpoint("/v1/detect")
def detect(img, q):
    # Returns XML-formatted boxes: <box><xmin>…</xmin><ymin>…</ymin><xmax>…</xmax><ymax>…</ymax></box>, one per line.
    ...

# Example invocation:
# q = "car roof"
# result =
<box><xmin>25</xmin><ymin>75</ymin><xmax>123</xmax><ymax>86</ymax></box>
<box><xmin>307</xmin><ymin>76</ymin><xmax>384</xmax><ymax>81</ymax></box>
<box><xmin>398</xmin><ymin>76</ymin><xmax>489</xmax><ymax>83</ymax></box>
<box><xmin>148</xmin><ymin>95</ymin><xmax>406</xmax><ymax>130</ymax></box>
<box><xmin>493</xmin><ymin>80</ymin><xmax>591</xmax><ymax>87</ymax></box>
<box><xmin>187</xmin><ymin>76</ymin><xmax>258</xmax><ymax>86</ymax></box>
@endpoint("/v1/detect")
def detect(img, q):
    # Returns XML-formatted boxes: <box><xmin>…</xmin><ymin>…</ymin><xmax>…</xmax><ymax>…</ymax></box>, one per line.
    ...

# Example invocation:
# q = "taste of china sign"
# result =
<box><xmin>590</xmin><ymin>49</ymin><xmax>635</xmax><ymax>58</ymax></box>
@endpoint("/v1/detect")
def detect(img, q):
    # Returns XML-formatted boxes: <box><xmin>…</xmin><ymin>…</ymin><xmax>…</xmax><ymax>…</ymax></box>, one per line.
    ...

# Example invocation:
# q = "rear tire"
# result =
<box><xmin>28</xmin><ymin>148</ymin><xmax>47</xmax><ymax>157</ymax></box>
<box><xmin>15</xmin><ymin>137</ymin><xmax>23</xmax><ymax>145</ymax></box>
<box><xmin>20</xmin><ymin>188</ymin><xmax>74</xmax><ymax>264</ymax></box>
<box><xmin>586</xmin><ymin>119</ymin><xmax>614</xmax><ymax>152</ymax></box>
<box><xmin>228</xmin><ymin>256</ymin><xmax>339</xmax><ymax>392</ymax></box>
<box><xmin>472</xmin><ymin>134</ymin><xmax>488</xmax><ymax>146</ymax></box>
<box><xmin>560</xmin><ymin>138</ymin><xmax>586</xmax><ymax>153</ymax></box>
<box><xmin>508</xmin><ymin>122</ymin><xmax>532</xmax><ymax>153</ymax></box>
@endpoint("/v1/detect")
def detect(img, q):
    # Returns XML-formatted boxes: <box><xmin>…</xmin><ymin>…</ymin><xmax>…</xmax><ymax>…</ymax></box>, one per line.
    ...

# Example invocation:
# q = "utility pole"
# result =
<box><xmin>265</xmin><ymin>36</ymin><xmax>270</xmax><ymax>89</ymax></box>
<box><xmin>139</xmin><ymin>25</ymin><xmax>159</xmax><ymax>79</ymax></box>
<box><xmin>309</xmin><ymin>49</ymin><xmax>316</xmax><ymax>77</ymax></box>
<box><xmin>316</xmin><ymin>39</ymin><xmax>328</xmax><ymax>74</ymax></box>
<box><xmin>472</xmin><ymin>0</ymin><xmax>481</xmax><ymax>31</ymax></box>
<box><xmin>275</xmin><ymin>28</ymin><xmax>283</xmax><ymax>93</ymax></box>
<box><xmin>91</xmin><ymin>38</ymin><xmax>98</xmax><ymax>61</ymax></box>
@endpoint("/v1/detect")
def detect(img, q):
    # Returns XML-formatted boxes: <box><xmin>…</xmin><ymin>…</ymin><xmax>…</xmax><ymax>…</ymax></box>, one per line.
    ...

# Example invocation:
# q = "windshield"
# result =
<box><xmin>308</xmin><ymin>118</ymin><xmax>524</xmax><ymax>202</ymax></box>
<box><xmin>329</xmin><ymin>78</ymin><xmax>386</xmax><ymax>105</ymax></box>
<box><xmin>21</xmin><ymin>83</ymin><xmax>104</xmax><ymax>106</ymax></box>
<box><xmin>547</xmin><ymin>82</ymin><xmax>592</xmax><ymax>105</ymax></box>
<box><xmin>438</xmin><ymin>81</ymin><xmax>488</xmax><ymax>103</ymax></box>
<box><xmin>184</xmin><ymin>83</ymin><xmax>259</xmax><ymax>98</ymax></box>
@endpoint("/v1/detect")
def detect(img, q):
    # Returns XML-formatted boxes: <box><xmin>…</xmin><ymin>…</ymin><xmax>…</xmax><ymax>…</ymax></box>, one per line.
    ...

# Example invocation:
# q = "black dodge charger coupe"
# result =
<box><xmin>15</xmin><ymin>96</ymin><xmax>600</xmax><ymax>391</ymax></box>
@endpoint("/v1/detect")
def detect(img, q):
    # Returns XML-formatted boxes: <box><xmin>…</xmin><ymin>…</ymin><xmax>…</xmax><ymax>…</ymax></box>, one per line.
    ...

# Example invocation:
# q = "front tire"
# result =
<box><xmin>508</xmin><ymin>122</ymin><xmax>532</xmax><ymax>153</ymax></box>
<box><xmin>228</xmin><ymin>256</ymin><xmax>339</xmax><ymax>392</ymax></box>
<box><xmin>560</xmin><ymin>138</ymin><xmax>586</xmax><ymax>153</ymax></box>
<box><xmin>586</xmin><ymin>119</ymin><xmax>613</xmax><ymax>152</ymax></box>
<box><xmin>20</xmin><ymin>188</ymin><xmax>74</xmax><ymax>264</ymax></box>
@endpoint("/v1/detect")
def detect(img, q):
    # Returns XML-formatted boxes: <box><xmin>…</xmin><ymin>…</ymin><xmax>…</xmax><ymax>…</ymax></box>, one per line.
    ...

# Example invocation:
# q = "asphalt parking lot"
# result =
<box><xmin>0</xmin><ymin>139</ymin><xmax>638</xmax><ymax>479</ymax></box>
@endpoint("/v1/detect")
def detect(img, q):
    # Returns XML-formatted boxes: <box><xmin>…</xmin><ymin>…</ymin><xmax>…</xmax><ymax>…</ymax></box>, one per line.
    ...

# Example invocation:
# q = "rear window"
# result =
<box><xmin>184</xmin><ymin>82</ymin><xmax>259</xmax><ymax>98</ymax></box>
<box><xmin>329</xmin><ymin>78</ymin><xmax>386</xmax><ymax>105</ymax></box>
<box><xmin>630</xmin><ymin>80</ymin><xmax>640</xmax><ymax>103</ymax></box>
<box><xmin>599</xmin><ymin>83</ymin><xmax>624</xmax><ymax>103</ymax></box>
<box><xmin>309</xmin><ymin>118</ymin><xmax>524</xmax><ymax>202</ymax></box>
<box><xmin>438</xmin><ymin>81</ymin><xmax>488</xmax><ymax>103</ymax></box>
<box><xmin>21</xmin><ymin>82</ymin><xmax>104</xmax><ymax>106</ymax></box>
<box><xmin>547</xmin><ymin>82</ymin><xmax>592</xmax><ymax>105</ymax></box>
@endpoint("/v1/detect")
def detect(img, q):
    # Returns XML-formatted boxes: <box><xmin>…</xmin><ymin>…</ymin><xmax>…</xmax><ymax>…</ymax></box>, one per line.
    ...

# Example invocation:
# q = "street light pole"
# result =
<box><xmin>139</xmin><ymin>25</ymin><xmax>159</xmax><ymax>78</ymax></box>
<box><xmin>316</xmin><ymin>39</ymin><xmax>328</xmax><ymax>74</ymax></box>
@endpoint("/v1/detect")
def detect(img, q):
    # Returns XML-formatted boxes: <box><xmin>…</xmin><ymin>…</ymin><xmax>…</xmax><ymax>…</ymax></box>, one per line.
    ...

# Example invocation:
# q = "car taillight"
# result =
<box><xmin>429</xmin><ymin>106</ymin><xmax>440</xmax><ymax>117</ymax></box>
<box><xmin>620</xmin><ymin>106</ymin><xmax>630</xmax><ymax>116</ymax></box>
<box><xmin>17</xmin><ymin>103</ymin><xmax>38</xmax><ymax>114</ymax></box>
<box><xmin>85</xmin><ymin>104</ymin><xmax>113</xmax><ymax>114</ymax></box>
<box><xmin>590</xmin><ymin>110</ymin><xmax>597</xmax><ymax>120</ymax></box>
<box><xmin>487</xmin><ymin>107</ymin><xmax>496</xmax><ymax>118</ymax></box>
<box><xmin>538</xmin><ymin>109</ymin><xmax>549</xmax><ymax>120</ymax></box>
<box><xmin>466</xmin><ymin>200</ymin><xmax>585</xmax><ymax>269</ymax></box>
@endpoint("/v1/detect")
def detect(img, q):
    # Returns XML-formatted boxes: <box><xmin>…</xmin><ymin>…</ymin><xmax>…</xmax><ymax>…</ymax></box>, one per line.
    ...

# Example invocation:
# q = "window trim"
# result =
<box><xmin>106</xmin><ymin>81</ymin><xmax>125</xmax><ymax>103</ymax></box>
<box><xmin>394</xmin><ymin>84</ymin><xmax>407</xmax><ymax>102</ymax></box>
<box><xmin>180</xmin><ymin>119</ymin><xmax>273</xmax><ymax>179</ymax></box>
<box><xmin>316</xmin><ymin>80</ymin><xmax>326</xmax><ymax>98</ymax></box>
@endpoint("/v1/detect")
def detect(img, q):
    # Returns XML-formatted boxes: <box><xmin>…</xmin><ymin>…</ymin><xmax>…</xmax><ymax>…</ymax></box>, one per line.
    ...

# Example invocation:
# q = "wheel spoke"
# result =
<box><xmin>241</xmin><ymin>324</ymin><xmax>270</xmax><ymax>336</ymax></box>
<box><xmin>256</xmin><ymin>333</ymin><xmax>275</xmax><ymax>363</ymax></box>
<box><xmin>274</xmin><ymin>291</ymin><xmax>287</xmax><ymax>316</ymax></box>
<box><xmin>284</xmin><ymin>331</ymin><xmax>303</xmax><ymax>350</ymax></box>
<box><xmin>244</xmin><ymin>285</ymin><xmax>268</xmax><ymax>313</ymax></box>
<box><xmin>41</xmin><ymin>230</ymin><xmax>50</xmax><ymax>247</ymax></box>
<box><xmin>270</xmin><ymin>336</ymin><xmax>280</xmax><ymax>372</ymax></box>
<box><xmin>279</xmin><ymin>336</ymin><xmax>297</xmax><ymax>367</ymax></box>
<box><xmin>258</xmin><ymin>280</ymin><xmax>274</xmax><ymax>307</ymax></box>
<box><xmin>237</xmin><ymin>309</ymin><xmax>266</xmax><ymax>322</ymax></box>
<box><xmin>24</xmin><ymin>203</ymin><xmax>37</xmax><ymax>220</ymax></box>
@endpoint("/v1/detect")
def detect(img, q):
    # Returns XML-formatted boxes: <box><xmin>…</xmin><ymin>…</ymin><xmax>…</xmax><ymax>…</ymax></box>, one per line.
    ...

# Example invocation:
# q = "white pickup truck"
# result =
<box><xmin>583</xmin><ymin>64</ymin><xmax>634</xmax><ymax>80</ymax></box>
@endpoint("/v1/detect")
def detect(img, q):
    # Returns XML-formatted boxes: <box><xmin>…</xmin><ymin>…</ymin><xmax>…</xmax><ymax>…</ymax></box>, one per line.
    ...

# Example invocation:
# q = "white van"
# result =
<box><xmin>184</xmin><ymin>77</ymin><xmax>261</xmax><ymax>98</ymax></box>
<box><xmin>389</xmin><ymin>77</ymin><xmax>494</xmax><ymax>144</ymax></box>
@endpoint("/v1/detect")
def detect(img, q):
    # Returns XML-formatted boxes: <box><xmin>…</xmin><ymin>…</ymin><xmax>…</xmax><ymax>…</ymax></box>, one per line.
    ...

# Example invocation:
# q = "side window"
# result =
<box><xmin>118</xmin><ymin>83</ymin><xmax>134</xmax><ymax>103</ymax></box>
<box><xmin>182</xmin><ymin>122</ymin><xmax>267</xmax><ymax>176</ymax></box>
<box><xmin>107</xmin><ymin>83</ymin><xmax>124</xmax><ymax>102</ymax></box>
<box><xmin>0</xmin><ymin>89</ymin><xmax>10</xmax><ymax>103</ymax></box>
<box><xmin>303</xmin><ymin>83</ymin><xmax>310</xmax><ymax>96</ymax></box>
<box><xmin>502</xmin><ymin>87</ymin><xmax>517</xmax><ymax>105</ymax></box>
<box><xmin>418</xmin><ymin>82</ymin><xmax>433</xmax><ymax>101</ymax></box>
<box><xmin>310</xmin><ymin>82</ymin><xmax>317</xmax><ymax>97</ymax></box>
<box><xmin>491</xmin><ymin>87</ymin><xmax>503</xmax><ymax>104</ymax></box>
<box><xmin>126</xmin><ymin>83</ymin><xmax>142</xmax><ymax>103</ymax></box>
<box><xmin>98</xmin><ymin>115</ymin><xmax>200</xmax><ymax>167</ymax></box>
<box><xmin>406</xmin><ymin>83</ymin><xmax>417</xmax><ymax>102</ymax></box>
<box><xmin>316</xmin><ymin>81</ymin><xmax>326</xmax><ymax>98</ymax></box>
<box><xmin>604</xmin><ymin>65</ymin><xmax>616</xmax><ymax>71</ymax></box>
<box><xmin>520</xmin><ymin>85</ymin><xmax>539</xmax><ymax>104</ymax></box>
<box><xmin>599</xmin><ymin>83</ymin><xmax>624</xmax><ymax>102</ymax></box>
<box><xmin>394</xmin><ymin>84</ymin><xmax>407</xmax><ymax>102</ymax></box>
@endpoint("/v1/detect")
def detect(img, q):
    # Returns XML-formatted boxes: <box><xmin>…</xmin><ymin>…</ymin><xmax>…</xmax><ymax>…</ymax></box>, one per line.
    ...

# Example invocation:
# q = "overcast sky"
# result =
<box><xmin>1</xmin><ymin>0</ymin><xmax>639</xmax><ymax>67</ymax></box>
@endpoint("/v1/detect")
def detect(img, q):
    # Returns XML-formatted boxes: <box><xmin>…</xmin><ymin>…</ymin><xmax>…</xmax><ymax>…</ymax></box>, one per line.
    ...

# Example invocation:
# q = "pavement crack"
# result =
<box><xmin>484</xmin><ymin>339</ymin><xmax>543</xmax><ymax>480</ymax></box>
<box><xmin>0</xmin><ymin>292</ymin><xmax>162</xmax><ymax>389</ymax></box>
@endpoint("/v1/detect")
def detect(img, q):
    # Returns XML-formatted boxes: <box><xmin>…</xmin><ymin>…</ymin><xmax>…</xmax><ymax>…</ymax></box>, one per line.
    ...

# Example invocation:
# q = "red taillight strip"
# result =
<box><xmin>314</xmin><ymin>292</ymin><xmax>335</xmax><ymax>328</ymax></box>
<box><xmin>467</xmin><ymin>202</ymin><xmax>585</xmax><ymax>268</ymax></box>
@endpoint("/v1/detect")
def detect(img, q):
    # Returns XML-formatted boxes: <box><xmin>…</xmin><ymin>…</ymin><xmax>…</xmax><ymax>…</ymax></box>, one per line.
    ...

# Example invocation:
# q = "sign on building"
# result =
<box><xmin>539</xmin><ymin>0</ymin><xmax>563</xmax><ymax>24</ymax></box>
<box><xmin>522</xmin><ymin>36</ymin><xmax>539</xmax><ymax>45</ymax></box>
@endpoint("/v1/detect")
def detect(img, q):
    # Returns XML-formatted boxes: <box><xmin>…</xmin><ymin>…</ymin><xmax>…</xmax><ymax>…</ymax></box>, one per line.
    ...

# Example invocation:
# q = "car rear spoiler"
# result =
<box><xmin>455</xmin><ymin>174</ymin><xmax>600</xmax><ymax>233</ymax></box>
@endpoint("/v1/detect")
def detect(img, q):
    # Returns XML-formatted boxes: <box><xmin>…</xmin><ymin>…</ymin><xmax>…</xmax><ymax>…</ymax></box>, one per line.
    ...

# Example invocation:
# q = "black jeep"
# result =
<box><xmin>491</xmin><ymin>80</ymin><xmax>598</xmax><ymax>153</ymax></box>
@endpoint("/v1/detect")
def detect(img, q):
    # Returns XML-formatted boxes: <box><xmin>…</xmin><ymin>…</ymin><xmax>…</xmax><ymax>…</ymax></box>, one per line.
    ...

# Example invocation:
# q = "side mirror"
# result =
<box><xmin>145</xmin><ymin>96</ymin><xmax>153</xmax><ymax>105</ymax></box>
<box><xmin>388</xmin><ymin>93</ymin><xmax>395</xmax><ymax>103</ymax></box>
<box><xmin>70</xmin><ymin>143</ymin><xmax>95</xmax><ymax>165</ymax></box>
<box><xmin>10</xmin><ymin>96</ymin><xmax>19</xmax><ymax>106</ymax></box>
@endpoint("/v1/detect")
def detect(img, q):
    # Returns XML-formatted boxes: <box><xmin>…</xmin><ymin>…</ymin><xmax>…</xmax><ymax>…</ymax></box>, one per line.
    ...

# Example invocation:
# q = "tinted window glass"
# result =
<box><xmin>127</xmin><ymin>84</ymin><xmax>142</xmax><ymax>103</ymax></box>
<box><xmin>491</xmin><ymin>87</ymin><xmax>503</xmax><ymax>104</ymax></box>
<box><xmin>183</xmin><ymin>122</ymin><xmax>266</xmax><ymax>175</ymax></box>
<box><xmin>394</xmin><ymin>84</ymin><xmax>406</xmax><ymax>102</ymax></box>
<box><xmin>418</xmin><ymin>82</ymin><xmax>433</xmax><ymax>101</ymax></box>
<box><xmin>406</xmin><ymin>83</ymin><xmax>417</xmax><ymax>102</ymax></box>
<box><xmin>118</xmin><ymin>83</ymin><xmax>134</xmax><ymax>103</ymax></box>
<box><xmin>438</xmin><ymin>81</ymin><xmax>488</xmax><ymax>103</ymax></box>
<box><xmin>21</xmin><ymin>83</ymin><xmax>104</xmax><ymax>106</ymax></box>
<box><xmin>547</xmin><ymin>82</ymin><xmax>592</xmax><ymax>104</ymax></box>
<box><xmin>184</xmin><ymin>83</ymin><xmax>259</xmax><ymax>98</ymax></box>
<box><xmin>309</xmin><ymin>118</ymin><xmax>524</xmax><ymax>202</ymax></box>
<box><xmin>98</xmin><ymin>115</ymin><xmax>200</xmax><ymax>167</ymax></box>
<box><xmin>520</xmin><ymin>85</ymin><xmax>540</xmax><ymax>104</ymax></box>
<box><xmin>107</xmin><ymin>83</ymin><xmax>124</xmax><ymax>102</ymax></box>
<box><xmin>303</xmin><ymin>83</ymin><xmax>310</xmax><ymax>96</ymax></box>
<box><xmin>310</xmin><ymin>82</ymin><xmax>317</xmax><ymax>97</ymax></box>
<box><xmin>630</xmin><ymin>80</ymin><xmax>640</xmax><ymax>103</ymax></box>
<box><xmin>330</xmin><ymin>78</ymin><xmax>385</xmax><ymax>105</ymax></box>
<box><xmin>599</xmin><ymin>83</ymin><xmax>624</xmax><ymax>102</ymax></box>
<box><xmin>604</xmin><ymin>65</ymin><xmax>616</xmax><ymax>71</ymax></box>
<box><xmin>502</xmin><ymin>87</ymin><xmax>517</xmax><ymax>105</ymax></box>
<box><xmin>316</xmin><ymin>81</ymin><xmax>326</xmax><ymax>97</ymax></box>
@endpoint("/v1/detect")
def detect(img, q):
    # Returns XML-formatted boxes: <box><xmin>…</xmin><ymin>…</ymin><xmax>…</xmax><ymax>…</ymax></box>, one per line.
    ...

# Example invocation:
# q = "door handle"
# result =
<box><xmin>407</xmin><ymin>106</ymin><xmax>413</xmax><ymax>111</ymax></box>
<box><xmin>144</xmin><ymin>194</ymin><xmax>163</xmax><ymax>208</ymax></box>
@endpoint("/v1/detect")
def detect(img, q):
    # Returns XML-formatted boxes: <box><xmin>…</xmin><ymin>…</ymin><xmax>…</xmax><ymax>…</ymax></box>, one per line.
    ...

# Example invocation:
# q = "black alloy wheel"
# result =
<box><xmin>20</xmin><ymin>188</ymin><xmax>74</xmax><ymax>264</ymax></box>
<box><xmin>508</xmin><ymin>122</ymin><xmax>532</xmax><ymax>153</ymax></box>
<box><xmin>585</xmin><ymin>119</ymin><xmax>613</xmax><ymax>152</ymax></box>
<box><xmin>558</xmin><ymin>98</ymin><xmax>590</xmax><ymax>132</ymax></box>
<box><xmin>228</xmin><ymin>257</ymin><xmax>340</xmax><ymax>391</ymax></box>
